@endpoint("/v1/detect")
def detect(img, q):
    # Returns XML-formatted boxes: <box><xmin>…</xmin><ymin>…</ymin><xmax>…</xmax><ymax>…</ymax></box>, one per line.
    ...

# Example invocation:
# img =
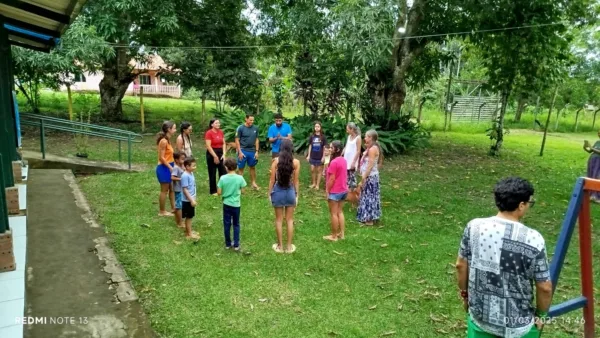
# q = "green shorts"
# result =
<box><xmin>467</xmin><ymin>315</ymin><xmax>540</xmax><ymax>338</ymax></box>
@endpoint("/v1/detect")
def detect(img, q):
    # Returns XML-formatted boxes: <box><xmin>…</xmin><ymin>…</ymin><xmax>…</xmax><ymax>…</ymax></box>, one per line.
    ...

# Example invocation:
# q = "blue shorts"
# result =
<box><xmin>309</xmin><ymin>158</ymin><xmax>323</xmax><ymax>167</ymax></box>
<box><xmin>328</xmin><ymin>192</ymin><xmax>347</xmax><ymax>201</ymax></box>
<box><xmin>271</xmin><ymin>184</ymin><xmax>296</xmax><ymax>207</ymax></box>
<box><xmin>174</xmin><ymin>191</ymin><xmax>182</xmax><ymax>209</ymax></box>
<box><xmin>238</xmin><ymin>149</ymin><xmax>258</xmax><ymax>169</ymax></box>
<box><xmin>156</xmin><ymin>162</ymin><xmax>174</xmax><ymax>184</ymax></box>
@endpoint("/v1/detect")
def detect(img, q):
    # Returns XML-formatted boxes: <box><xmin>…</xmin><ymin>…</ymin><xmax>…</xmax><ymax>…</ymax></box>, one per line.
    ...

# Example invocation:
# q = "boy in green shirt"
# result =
<box><xmin>217</xmin><ymin>158</ymin><xmax>247</xmax><ymax>251</ymax></box>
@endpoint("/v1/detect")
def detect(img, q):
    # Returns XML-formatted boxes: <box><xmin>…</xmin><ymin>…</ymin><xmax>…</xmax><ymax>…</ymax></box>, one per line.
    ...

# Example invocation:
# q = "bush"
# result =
<box><xmin>211</xmin><ymin>107</ymin><xmax>430</xmax><ymax>156</ymax></box>
<box><xmin>289</xmin><ymin>114</ymin><xmax>430</xmax><ymax>155</ymax></box>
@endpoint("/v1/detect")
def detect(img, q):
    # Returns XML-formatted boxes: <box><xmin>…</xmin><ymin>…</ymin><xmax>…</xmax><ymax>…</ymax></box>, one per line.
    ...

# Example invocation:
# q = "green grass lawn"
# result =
<box><xmin>66</xmin><ymin>129</ymin><xmax>600</xmax><ymax>338</ymax></box>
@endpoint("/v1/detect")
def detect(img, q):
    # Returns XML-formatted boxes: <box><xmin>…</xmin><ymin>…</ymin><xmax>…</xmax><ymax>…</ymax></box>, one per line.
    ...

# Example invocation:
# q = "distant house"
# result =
<box><xmin>63</xmin><ymin>55</ymin><xmax>182</xmax><ymax>98</ymax></box>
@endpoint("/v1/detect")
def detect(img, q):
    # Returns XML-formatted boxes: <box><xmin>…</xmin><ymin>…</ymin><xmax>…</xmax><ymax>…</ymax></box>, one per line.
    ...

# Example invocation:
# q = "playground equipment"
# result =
<box><xmin>548</xmin><ymin>177</ymin><xmax>597</xmax><ymax>337</ymax></box>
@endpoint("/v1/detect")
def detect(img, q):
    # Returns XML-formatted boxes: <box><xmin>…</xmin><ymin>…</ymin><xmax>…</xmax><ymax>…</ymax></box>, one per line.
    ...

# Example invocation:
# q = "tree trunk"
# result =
<box><xmin>303</xmin><ymin>93</ymin><xmax>307</xmax><ymax>116</ymax></box>
<box><xmin>533</xmin><ymin>96</ymin><xmax>540</xmax><ymax>130</ymax></box>
<box><xmin>67</xmin><ymin>85</ymin><xmax>73</xmax><ymax>121</ymax></box>
<box><xmin>490</xmin><ymin>90</ymin><xmax>510</xmax><ymax>156</ymax></box>
<box><xmin>99</xmin><ymin>49</ymin><xmax>135</xmax><ymax>122</ymax></box>
<box><xmin>417</xmin><ymin>97</ymin><xmax>426</xmax><ymax>124</ymax></box>
<box><xmin>554</xmin><ymin>105</ymin><xmax>565</xmax><ymax>131</ymax></box>
<box><xmin>514</xmin><ymin>96</ymin><xmax>527</xmax><ymax>122</ymax></box>
<box><xmin>593</xmin><ymin>108</ymin><xmax>600</xmax><ymax>128</ymax></box>
<box><xmin>540</xmin><ymin>86</ymin><xmax>559</xmax><ymax>156</ymax></box>
<box><xmin>575</xmin><ymin>107</ymin><xmax>583</xmax><ymax>132</ymax></box>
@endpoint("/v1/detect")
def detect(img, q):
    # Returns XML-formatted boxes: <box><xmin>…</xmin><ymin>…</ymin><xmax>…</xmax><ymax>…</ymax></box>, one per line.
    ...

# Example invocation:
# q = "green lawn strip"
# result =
<box><xmin>77</xmin><ymin>131</ymin><xmax>599</xmax><ymax>337</ymax></box>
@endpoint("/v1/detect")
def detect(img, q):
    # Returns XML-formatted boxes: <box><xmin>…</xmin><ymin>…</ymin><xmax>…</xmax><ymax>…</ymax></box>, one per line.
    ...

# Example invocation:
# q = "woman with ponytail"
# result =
<box><xmin>323</xmin><ymin>140</ymin><xmax>348</xmax><ymax>241</ymax></box>
<box><xmin>156</xmin><ymin>121</ymin><xmax>177</xmax><ymax>216</ymax></box>
<box><xmin>268</xmin><ymin>139</ymin><xmax>300</xmax><ymax>253</ymax></box>
<box><xmin>176</xmin><ymin>122</ymin><xmax>193</xmax><ymax>157</ymax></box>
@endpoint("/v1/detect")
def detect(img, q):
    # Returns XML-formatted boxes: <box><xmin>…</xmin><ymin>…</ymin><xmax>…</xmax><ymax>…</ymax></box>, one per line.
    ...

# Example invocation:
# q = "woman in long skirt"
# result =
<box><xmin>356</xmin><ymin>129</ymin><xmax>382</xmax><ymax>225</ymax></box>
<box><xmin>584</xmin><ymin>131</ymin><xmax>600</xmax><ymax>202</ymax></box>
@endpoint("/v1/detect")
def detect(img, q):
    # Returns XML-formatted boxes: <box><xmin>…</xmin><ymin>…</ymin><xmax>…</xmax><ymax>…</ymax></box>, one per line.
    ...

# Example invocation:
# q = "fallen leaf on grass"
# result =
<box><xmin>430</xmin><ymin>313</ymin><xmax>443</xmax><ymax>323</ymax></box>
<box><xmin>369</xmin><ymin>305</ymin><xmax>377</xmax><ymax>310</ymax></box>
<box><xmin>424</xmin><ymin>291</ymin><xmax>441</xmax><ymax>298</ymax></box>
<box><xmin>379</xmin><ymin>331</ymin><xmax>396</xmax><ymax>337</ymax></box>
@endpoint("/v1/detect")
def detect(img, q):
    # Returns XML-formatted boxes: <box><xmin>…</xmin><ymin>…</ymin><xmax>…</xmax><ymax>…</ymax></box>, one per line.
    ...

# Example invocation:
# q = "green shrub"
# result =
<box><xmin>289</xmin><ymin>114</ymin><xmax>430</xmax><ymax>155</ymax></box>
<box><xmin>212</xmin><ymin>107</ymin><xmax>430</xmax><ymax>155</ymax></box>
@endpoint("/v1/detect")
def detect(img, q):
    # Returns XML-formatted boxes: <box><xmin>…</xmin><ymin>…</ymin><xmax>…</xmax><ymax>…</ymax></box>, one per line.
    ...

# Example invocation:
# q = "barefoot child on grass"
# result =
<box><xmin>324</xmin><ymin>141</ymin><xmax>348</xmax><ymax>241</ymax></box>
<box><xmin>217</xmin><ymin>158</ymin><xmax>247</xmax><ymax>251</ymax></box>
<box><xmin>171</xmin><ymin>152</ymin><xmax>186</xmax><ymax>228</ymax></box>
<box><xmin>181</xmin><ymin>158</ymin><xmax>200</xmax><ymax>240</ymax></box>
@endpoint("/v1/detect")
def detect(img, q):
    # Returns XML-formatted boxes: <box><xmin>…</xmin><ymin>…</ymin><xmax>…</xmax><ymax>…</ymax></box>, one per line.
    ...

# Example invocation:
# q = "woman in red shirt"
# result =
<box><xmin>205</xmin><ymin>118</ymin><xmax>227</xmax><ymax>195</ymax></box>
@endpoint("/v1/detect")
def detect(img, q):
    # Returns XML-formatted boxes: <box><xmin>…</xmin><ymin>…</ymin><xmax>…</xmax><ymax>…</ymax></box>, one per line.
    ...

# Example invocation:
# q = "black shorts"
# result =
<box><xmin>182</xmin><ymin>201</ymin><xmax>195</xmax><ymax>219</ymax></box>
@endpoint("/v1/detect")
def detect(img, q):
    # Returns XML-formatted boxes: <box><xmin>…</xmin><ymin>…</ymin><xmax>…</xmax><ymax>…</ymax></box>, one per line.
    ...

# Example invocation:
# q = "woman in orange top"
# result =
<box><xmin>156</xmin><ymin>121</ymin><xmax>177</xmax><ymax>216</ymax></box>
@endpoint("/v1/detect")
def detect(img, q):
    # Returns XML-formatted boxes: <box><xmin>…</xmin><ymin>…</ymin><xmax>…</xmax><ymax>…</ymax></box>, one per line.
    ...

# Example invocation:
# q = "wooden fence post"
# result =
<box><xmin>140</xmin><ymin>86</ymin><xmax>145</xmax><ymax>132</ymax></box>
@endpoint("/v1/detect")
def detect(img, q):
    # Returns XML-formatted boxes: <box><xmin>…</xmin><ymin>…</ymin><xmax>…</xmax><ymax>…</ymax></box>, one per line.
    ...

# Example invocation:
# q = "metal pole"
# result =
<box><xmin>118</xmin><ymin>140</ymin><xmax>122</xmax><ymax>162</ymax></box>
<box><xmin>578</xmin><ymin>189</ymin><xmax>595</xmax><ymax>337</ymax></box>
<box><xmin>0</xmin><ymin>154</ymin><xmax>8</xmax><ymax>234</ymax></box>
<box><xmin>127</xmin><ymin>134</ymin><xmax>132</xmax><ymax>170</ymax></box>
<box><xmin>40</xmin><ymin>119</ymin><xmax>46</xmax><ymax>159</ymax></box>
<box><xmin>0</xmin><ymin>18</ymin><xmax>17</xmax><ymax>186</ymax></box>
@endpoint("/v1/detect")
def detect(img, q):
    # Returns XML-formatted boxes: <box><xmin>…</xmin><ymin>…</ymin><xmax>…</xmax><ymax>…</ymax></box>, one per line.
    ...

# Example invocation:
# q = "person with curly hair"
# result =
<box><xmin>268</xmin><ymin>139</ymin><xmax>300</xmax><ymax>253</ymax></box>
<box><xmin>456</xmin><ymin>177</ymin><xmax>552</xmax><ymax>338</ymax></box>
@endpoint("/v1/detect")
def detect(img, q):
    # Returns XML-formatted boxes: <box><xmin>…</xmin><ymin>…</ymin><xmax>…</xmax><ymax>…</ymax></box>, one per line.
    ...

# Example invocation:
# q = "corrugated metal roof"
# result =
<box><xmin>0</xmin><ymin>0</ymin><xmax>88</xmax><ymax>52</ymax></box>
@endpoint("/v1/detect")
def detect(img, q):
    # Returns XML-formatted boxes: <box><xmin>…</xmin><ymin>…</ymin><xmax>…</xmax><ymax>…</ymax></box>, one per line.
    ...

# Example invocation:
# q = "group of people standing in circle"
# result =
<box><xmin>153</xmin><ymin>113</ymin><xmax>383</xmax><ymax>253</ymax></box>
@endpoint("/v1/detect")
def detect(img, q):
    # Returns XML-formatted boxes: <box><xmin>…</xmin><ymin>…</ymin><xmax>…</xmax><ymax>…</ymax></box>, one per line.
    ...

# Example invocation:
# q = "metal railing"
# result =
<box><xmin>132</xmin><ymin>84</ymin><xmax>181</xmax><ymax>97</ymax></box>
<box><xmin>19</xmin><ymin>113</ymin><xmax>143</xmax><ymax>169</ymax></box>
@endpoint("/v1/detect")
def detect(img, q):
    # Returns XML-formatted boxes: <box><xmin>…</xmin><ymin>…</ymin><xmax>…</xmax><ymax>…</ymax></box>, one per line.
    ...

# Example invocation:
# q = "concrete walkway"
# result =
<box><xmin>25</xmin><ymin>169</ymin><xmax>155</xmax><ymax>338</ymax></box>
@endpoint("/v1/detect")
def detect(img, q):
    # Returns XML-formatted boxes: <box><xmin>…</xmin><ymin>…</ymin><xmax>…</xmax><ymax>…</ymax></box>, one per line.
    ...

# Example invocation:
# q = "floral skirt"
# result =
<box><xmin>356</xmin><ymin>175</ymin><xmax>381</xmax><ymax>223</ymax></box>
<box><xmin>347</xmin><ymin>170</ymin><xmax>357</xmax><ymax>189</ymax></box>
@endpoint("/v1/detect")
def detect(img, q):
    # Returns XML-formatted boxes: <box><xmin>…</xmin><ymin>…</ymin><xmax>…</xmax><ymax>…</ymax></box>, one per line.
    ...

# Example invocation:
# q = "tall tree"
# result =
<box><xmin>12</xmin><ymin>19</ymin><xmax>110</xmax><ymax>114</ymax></box>
<box><xmin>82</xmin><ymin>0</ymin><xmax>194</xmax><ymax>121</ymax></box>
<box><xmin>467</xmin><ymin>0</ymin><xmax>593</xmax><ymax>155</ymax></box>
<box><xmin>161</xmin><ymin>0</ymin><xmax>261</xmax><ymax>115</ymax></box>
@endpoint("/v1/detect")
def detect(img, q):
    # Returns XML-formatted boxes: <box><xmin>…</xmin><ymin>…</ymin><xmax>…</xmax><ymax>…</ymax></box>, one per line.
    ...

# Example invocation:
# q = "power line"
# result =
<box><xmin>72</xmin><ymin>21</ymin><xmax>568</xmax><ymax>51</ymax></box>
